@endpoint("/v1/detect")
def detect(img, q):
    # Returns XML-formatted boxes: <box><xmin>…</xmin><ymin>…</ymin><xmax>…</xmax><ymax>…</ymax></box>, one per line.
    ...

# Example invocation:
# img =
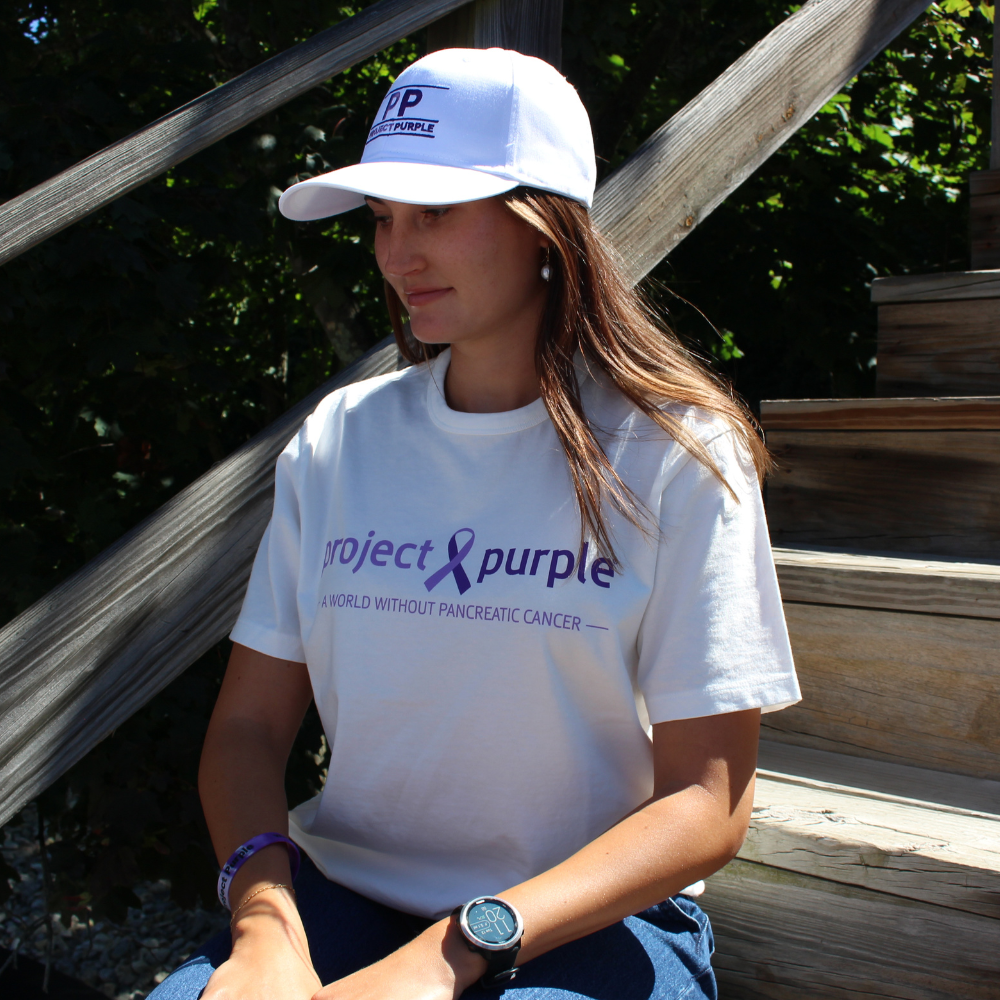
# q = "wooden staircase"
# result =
<box><xmin>0</xmin><ymin>3</ymin><xmax>979</xmax><ymax>998</ymax></box>
<box><xmin>699</xmin><ymin>184</ymin><xmax>1000</xmax><ymax>998</ymax></box>
<box><xmin>710</xmin><ymin>741</ymin><xmax>1000</xmax><ymax>999</ymax></box>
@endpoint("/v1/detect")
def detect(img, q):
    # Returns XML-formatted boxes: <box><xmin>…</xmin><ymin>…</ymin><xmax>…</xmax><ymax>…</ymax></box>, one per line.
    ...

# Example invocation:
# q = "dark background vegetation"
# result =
<box><xmin>0</xmin><ymin>0</ymin><xmax>993</xmax><ymax>926</ymax></box>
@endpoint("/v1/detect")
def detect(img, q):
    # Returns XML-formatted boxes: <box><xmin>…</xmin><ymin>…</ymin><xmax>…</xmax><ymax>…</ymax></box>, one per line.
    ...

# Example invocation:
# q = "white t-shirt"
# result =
<box><xmin>231</xmin><ymin>349</ymin><xmax>799</xmax><ymax>919</ymax></box>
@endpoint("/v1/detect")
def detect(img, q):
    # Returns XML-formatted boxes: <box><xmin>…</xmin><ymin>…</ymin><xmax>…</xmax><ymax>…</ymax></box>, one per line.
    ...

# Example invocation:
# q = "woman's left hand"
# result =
<box><xmin>312</xmin><ymin>918</ymin><xmax>486</xmax><ymax>1000</ymax></box>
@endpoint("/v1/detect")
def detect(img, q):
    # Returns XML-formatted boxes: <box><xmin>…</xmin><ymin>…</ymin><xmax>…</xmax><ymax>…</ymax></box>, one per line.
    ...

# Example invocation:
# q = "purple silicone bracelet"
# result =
<box><xmin>217</xmin><ymin>833</ymin><xmax>301</xmax><ymax>911</ymax></box>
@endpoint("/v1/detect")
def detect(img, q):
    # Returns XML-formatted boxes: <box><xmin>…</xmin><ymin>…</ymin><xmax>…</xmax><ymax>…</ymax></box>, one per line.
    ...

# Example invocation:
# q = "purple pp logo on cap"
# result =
<box><xmin>278</xmin><ymin>48</ymin><xmax>596</xmax><ymax>222</ymax></box>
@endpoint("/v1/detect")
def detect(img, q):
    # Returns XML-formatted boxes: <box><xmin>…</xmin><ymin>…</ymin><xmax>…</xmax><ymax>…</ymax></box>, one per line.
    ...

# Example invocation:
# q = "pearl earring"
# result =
<box><xmin>541</xmin><ymin>248</ymin><xmax>552</xmax><ymax>282</ymax></box>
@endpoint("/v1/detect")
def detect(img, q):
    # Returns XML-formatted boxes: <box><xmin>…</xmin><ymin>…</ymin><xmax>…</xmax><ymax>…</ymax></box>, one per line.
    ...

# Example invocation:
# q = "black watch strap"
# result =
<box><xmin>477</xmin><ymin>941</ymin><xmax>520</xmax><ymax>987</ymax></box>
<box><xmin>451</xmin><ymin>904</ymin><xmax>521</xmax><ymax>988</ymax></box>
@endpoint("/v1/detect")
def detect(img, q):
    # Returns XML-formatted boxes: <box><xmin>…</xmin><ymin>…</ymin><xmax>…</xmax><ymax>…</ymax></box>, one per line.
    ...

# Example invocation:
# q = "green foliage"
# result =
<box><xmin>0</xmin><ymin>0</ymin><xmax>992</xmax><ymax>925</ymax></box>
<box><xmin>578</xmin><ymin>0</ymin><xmax>994</xmax><ymax>398</ymax></box>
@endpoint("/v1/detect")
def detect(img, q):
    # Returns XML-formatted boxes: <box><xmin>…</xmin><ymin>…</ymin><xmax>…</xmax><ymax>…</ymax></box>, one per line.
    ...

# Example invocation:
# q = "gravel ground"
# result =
<box><xmin>1</xmin><ymin>809</ymin><xmax>228</xmax><ymax>999</ymax></box>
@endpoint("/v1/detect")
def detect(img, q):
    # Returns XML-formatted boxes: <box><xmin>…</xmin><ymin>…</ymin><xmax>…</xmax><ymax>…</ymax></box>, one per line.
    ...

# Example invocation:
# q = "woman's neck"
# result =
<box><xmin>443</xmin><ymin>332</ymin><xmax>541</xmax><ymax>414</ymax></box>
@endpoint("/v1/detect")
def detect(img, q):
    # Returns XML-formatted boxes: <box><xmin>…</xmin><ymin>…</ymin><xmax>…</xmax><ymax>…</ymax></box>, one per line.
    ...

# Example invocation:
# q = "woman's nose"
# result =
<box><xmin>380</xmin><ymin>221</ymin><xmax>423</xmax><ymax>278</ymax></box>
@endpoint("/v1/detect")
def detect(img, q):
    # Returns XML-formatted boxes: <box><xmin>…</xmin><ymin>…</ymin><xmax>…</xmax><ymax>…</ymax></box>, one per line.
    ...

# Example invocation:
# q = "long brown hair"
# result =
<box><xmin>384</xmin><ymin>187</ymin><xmax>771</xmax><ymax>564</ymax></box>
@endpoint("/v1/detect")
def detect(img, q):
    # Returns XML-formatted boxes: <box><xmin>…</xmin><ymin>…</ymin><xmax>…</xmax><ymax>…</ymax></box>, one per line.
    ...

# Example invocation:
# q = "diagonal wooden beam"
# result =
<box><xmin>0</xmin><ymin>0</ymin><xmax>933</xmax><ymax>828</ymax></box>
<box><xmin>0</xmin><ymin>0</ymin><xmax>470</xmax><ymax>268</ymax></box>
<box><xmin>0</xmin><ymin>341</ymin><xmax>403</xmax><ymax>829</ymax></box>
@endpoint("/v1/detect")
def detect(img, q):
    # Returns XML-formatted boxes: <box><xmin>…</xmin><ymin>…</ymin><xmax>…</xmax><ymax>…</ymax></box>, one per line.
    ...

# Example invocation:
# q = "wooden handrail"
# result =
<box><xmin>0</xmin><ymin>0</ymin><xmax>933</xmax><ymax>828</ymax></box>
<box><xmin>0</xmin><ymin>339</ymin><xmax>403</xmax><ymax>827</ymax></box>
<box><xmin>0</xmin><ymin>0</ymin><xmax>470</xmax><ymax>268</ymax></box>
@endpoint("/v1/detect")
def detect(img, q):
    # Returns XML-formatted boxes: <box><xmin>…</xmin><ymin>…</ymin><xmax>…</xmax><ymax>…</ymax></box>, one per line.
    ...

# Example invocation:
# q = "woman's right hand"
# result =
<box><xmin>201</xmin><ymin>889</ymin><xmax>322</xmax><ymax>1000</ymax></box>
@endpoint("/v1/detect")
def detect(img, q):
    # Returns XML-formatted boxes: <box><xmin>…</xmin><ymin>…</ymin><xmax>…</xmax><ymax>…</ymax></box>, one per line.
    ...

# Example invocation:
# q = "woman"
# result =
<box><xmin>151</xmin><ymin>47</ymin><xmax>798</xmax><ymax>1000</ymax></box>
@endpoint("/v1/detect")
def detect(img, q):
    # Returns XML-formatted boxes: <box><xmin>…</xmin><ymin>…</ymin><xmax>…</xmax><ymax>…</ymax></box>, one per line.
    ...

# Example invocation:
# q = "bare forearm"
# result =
<box><xmin>199</xmin><ymin>718</ymin><xmax>297</xmax><ymax>903</ymax></box>
<box><xmin>197</xmin><ymin>718</ymin><xmax>321</xmax><ymax>1000</ymax></box>
<box><xmin>200</xmin><ymin>718</ymin><xmax>292</xmax><ymax>859</ymax></box>
<box><xmin>501</xmin><ymin>779</ymin><xmax>751</xmax><ymax>963</ymax></box>
<box><xmin>491</xmin><ymin>710</ymin><xmax>761</xmax><ymax>969</ymax></box>
<box><xmin>397</xmin><ymin>777</ymin><xmax>753</xmax><ymax>999</ymax></box>
<box><xmin>194</xmin><ymin>647</ymin><xmax>321</xmax><ymax>999</ymax></box>
<box><xmin>197</xmin><ymin>644</ymin><xmax>313</xmax><ymax>912</ymax></box>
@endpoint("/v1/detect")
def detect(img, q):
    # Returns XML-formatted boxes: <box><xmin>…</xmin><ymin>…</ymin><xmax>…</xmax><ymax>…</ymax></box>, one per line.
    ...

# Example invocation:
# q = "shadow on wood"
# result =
<box><xmin>765</xmin><ymin>428</ymin><xmax>1000</xmax><ymax>558</ymax></box>
<box><xmin>878</xmin><ymin>300</ymin><xmax>1000</xmax><ymax>397</ymax></box>
<box><xmin>703</xmin><ymin>858</ymin><xmax>1000</xmax><ymax>1000</ymax></box>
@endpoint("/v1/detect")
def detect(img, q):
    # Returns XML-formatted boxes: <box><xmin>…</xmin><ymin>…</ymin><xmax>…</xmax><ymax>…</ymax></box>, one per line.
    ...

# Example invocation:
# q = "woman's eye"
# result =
<box><xmin>423</xmin><ymin>207</ymin><xmax>449</xmax><ymax>220</ymax></box>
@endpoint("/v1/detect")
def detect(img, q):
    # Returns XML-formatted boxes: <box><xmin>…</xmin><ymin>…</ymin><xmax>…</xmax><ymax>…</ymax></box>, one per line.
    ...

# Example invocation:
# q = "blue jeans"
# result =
<box><xmin>149</xmin><ymin>855</ymin><xmax>716</xmax><ymax>1000</ymax></box>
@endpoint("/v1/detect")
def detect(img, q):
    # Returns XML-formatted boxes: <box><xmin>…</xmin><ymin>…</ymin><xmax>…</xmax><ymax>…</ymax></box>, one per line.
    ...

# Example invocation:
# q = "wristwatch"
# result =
<box><xmin>453</xmin><ymin>896</ymin><xmax>524</xmax><ymax>988</ymax></box>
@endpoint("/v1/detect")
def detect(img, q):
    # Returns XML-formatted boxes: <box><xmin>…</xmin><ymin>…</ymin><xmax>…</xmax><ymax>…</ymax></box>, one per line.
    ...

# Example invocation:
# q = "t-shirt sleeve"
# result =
<box><xmin>230</xmin><ymin>435</ymin><xmax>307</xmax><ymax>663</ymax></box>
<box><xmin>636</xmin><ymin>428</ymin><xmax>800</xmax><ymax>724</ymax></box>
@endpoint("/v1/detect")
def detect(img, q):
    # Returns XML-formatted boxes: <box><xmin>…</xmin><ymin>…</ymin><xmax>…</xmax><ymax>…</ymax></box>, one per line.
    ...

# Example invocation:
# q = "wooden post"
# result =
<box><xmin>426</xmin><ymin>4</ymin><xmax>475</xmax><ymax>52</ymax></box>
<box><xmin>427</xmin><ymin>0</ymin><xmax>563</xmax><ymax>68</ymax></box>
<box><xmin>969</xmin><ymin>5</ymin><xmax>1000</xmax><ymax>268</ymax></box>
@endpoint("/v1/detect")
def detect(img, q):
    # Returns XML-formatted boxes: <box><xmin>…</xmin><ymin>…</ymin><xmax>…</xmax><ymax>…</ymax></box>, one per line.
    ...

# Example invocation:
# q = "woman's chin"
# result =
<box><xmin>408</xmin><ymin>320</ymin><xmax>456</xmax><ymax>346</ymax></box>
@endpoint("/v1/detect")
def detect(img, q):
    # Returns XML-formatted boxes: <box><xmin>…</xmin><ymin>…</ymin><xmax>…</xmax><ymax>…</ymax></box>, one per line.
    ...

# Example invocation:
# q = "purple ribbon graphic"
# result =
<box><xmin>424</xmin><ymin>529</ymin><xmax>475</xmax><ymax>594</ymax></box>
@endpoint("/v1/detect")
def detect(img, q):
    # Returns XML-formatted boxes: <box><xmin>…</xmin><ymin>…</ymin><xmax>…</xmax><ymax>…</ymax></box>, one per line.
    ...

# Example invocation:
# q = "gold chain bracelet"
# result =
<box><xmin>229</xmin><ymin>883</ymin><xmax>295</xmax><ymax>925</ymax></box>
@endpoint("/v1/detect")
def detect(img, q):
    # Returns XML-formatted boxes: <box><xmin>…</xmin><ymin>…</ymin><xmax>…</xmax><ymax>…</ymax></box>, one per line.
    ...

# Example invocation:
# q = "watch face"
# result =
<box><xmin>465</xmin><ymin>900</ymin><xmax>519</xmax><ymax>946</ymax></box>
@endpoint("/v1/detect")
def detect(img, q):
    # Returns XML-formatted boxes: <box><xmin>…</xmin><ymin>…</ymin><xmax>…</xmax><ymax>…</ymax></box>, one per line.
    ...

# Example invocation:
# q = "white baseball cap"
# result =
<box><xmin>277</xmin><ymin>47</ymin><xmax>596</xmax><ymax>221</ymax></box>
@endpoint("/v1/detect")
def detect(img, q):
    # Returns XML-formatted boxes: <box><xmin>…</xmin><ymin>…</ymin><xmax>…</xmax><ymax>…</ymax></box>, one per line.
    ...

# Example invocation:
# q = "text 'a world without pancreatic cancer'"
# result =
<box><xmin>320</xmin><ymin>527</ymin><xmax>615</xmax><ymax>595</ymax></box>
<box><xmin>318</xmin><ymin>595</ymin><xmax>585</xmax><ymax>634</ymax></box>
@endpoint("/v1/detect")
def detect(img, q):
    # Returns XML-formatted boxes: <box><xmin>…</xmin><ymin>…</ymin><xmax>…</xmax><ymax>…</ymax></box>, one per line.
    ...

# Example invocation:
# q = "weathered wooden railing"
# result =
<box><xmin>0</xmin><ymin>0</ymin><xmax>469</xmax><ymax>267</ymax></box>
<box><xmin>0</xmin><ymin>0</ymin><xmax>932</xmax><ymax>828</ymax></box>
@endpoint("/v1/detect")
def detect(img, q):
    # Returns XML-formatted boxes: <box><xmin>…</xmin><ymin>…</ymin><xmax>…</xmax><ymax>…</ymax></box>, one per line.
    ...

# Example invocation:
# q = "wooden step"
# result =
<box><xmin>760</xmin><ymin>395</ymin><xmax>1000</xmax><ymax>430</ymax></box>
<box><xmin>870</xmin><ymin>270</ymin><xmax>1000</xmax><ymax>396</ymax></box>
<box><xmin>705</xmin><ymin>859</ymin><xmax>1000</xmax><ymax>999</ymax></box>
<box><xmin>701</xmin><ymin>740</ymin><xmax>1000</xmax><ymax>998</ymax></box>
<box><xmin>773</xmin><ymin>544</ymin><xmax>1000</xmax><ymax>619</ymax></box>
<box><xmin>876</xmin><ymin>299</ymin><xmax>1000</xmax><ymax>397</ymax></box>
<box><xmin>747</xmin><ymin>741</ymin><xmax>1000</xmax><ymax>917</ymax></box>
<box><xmin>766</xmin><ymin>546</ymin><xmax>1000</xmax><ymax>780</ymax></box>
<box><xmin>769</xmin><ymin>599</ymin><xmax>1000</xmax><ymax>777</ymax></box>
<box><xmin>871</xmin><ymin>269</ymin><xmax>1000</xmax><ymax>304</ymax></box>
<box><xmin>760</xmin><ymin>397</ymin><xmax>1000</xmax><ymax>559</ymax></box>
<box><xmin>756</xmin><ymin>738</ymin><xmax>1000</xmax><ymax>815</ymax></box>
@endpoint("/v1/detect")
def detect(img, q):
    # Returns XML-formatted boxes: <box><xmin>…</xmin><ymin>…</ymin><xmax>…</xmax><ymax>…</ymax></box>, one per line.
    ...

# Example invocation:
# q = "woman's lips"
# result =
<box><xmin>405</xmin><ymin>287</ymin><xmax>451</xmax><ymax>308</ymax></box>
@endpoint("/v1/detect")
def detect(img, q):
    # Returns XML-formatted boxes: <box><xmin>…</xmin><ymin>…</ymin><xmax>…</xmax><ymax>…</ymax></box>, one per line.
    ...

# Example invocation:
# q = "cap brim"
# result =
<box><xmin>278</xmin><ymin>162</ymin><xmax>519</xmax><ymax>221</ymax></box>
